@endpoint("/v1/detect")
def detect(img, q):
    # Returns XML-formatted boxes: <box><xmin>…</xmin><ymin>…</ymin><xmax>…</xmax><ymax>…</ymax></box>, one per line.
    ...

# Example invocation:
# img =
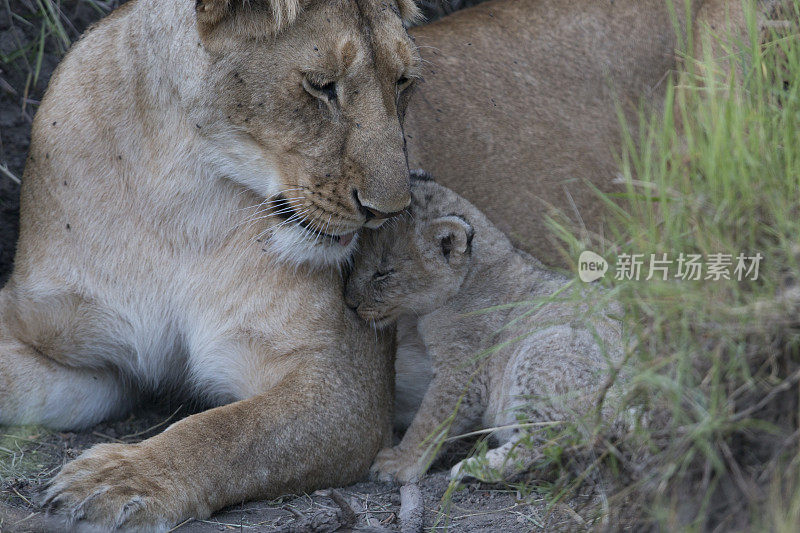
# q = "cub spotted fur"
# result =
<box><xmin>345</xmin><ymin>173</ymin><xmax>623</xmax><ymax>483</ymax></box>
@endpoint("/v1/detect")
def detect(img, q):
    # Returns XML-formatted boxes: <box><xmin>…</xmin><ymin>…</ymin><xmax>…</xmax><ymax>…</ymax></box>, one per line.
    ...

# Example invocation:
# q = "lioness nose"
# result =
<box><xmin>354</xmin><ymin>190</ymin><xmax>407</xmax><ymax>221</ymax></box>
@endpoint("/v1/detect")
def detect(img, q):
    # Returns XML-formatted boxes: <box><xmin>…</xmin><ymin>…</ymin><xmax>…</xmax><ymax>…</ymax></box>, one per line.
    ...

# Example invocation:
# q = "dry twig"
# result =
<box><xmin>398</xmin><ymin>484</ymin><xmax>424</xmax><ymax>533</ymax></box>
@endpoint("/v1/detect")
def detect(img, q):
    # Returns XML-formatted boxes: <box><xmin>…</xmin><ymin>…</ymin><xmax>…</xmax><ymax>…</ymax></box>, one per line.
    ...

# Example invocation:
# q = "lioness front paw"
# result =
<box><xmin>370</xmin><ymin>446</ymin><xmax>426</xmax><ymax>484</ymax></box>
<box><xmin>42</xmin><ymin>442</ymin><xmax>195</xmax><ymax>532</ymax></box>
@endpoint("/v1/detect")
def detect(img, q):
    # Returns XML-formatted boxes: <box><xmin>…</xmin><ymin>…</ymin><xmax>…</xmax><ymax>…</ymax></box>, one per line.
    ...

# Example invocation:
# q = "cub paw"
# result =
<box><xmin>449</xmin><ymin>457</ymin><xmax>477</xmax><ymax>482</ymax></box>
<box><xmin>41</xmin><ymin>442</ymin><xmax>192</xmax><ymax>532</ymax></box>
<box><xmin>370</xmin><ymin>446</ymin><xmax>425</xmax><ymax>484</ymax></box>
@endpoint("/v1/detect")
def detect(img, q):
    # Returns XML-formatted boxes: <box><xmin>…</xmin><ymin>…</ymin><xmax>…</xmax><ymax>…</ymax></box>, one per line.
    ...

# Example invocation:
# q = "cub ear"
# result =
<box><xmin>196</xmin><ymin>0</ymin><xmax>303</xmax><ymax>40</ymax></box>
<box><xmin>426</xmin><ymin>215</ymin><xmax>474</xmax><ymax>262</ymax></box>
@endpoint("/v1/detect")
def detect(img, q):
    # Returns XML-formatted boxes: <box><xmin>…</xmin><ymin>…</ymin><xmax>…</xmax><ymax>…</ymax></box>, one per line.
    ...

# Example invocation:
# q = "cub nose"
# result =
<box><xmin>354</xmin><ymin>190</ymin><xmax>409</xmax><ymax>221</ymax></box>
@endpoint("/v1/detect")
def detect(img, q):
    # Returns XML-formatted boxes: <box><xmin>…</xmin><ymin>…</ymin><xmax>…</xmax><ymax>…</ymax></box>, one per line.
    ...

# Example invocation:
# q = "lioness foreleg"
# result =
<box><xmin>43</xmin><ymin>363</ymin><xmax>388</xmax><ymax>530</ymax></box>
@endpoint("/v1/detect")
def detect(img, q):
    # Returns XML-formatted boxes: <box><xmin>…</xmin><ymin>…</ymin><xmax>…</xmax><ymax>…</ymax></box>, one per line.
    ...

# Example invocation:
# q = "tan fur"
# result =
<box><xmin>0</xmin><ymin>0</ymin><xmax>422</xmax><ymax>530</ymax></box>
<box><xmin>404</xmin><ymin>0</ymin><xmax>753</xmax><ymax>267</ymax></box>
<box><xmin>345</xmin><ymin>174</ymin><xmax>622</xmax><ymax>483</ymax></box>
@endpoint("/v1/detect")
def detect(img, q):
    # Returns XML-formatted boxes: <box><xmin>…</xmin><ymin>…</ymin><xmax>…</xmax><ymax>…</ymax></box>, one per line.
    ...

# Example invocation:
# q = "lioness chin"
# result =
<box><xmin>0</xmin><ymin>0</ymin><xmax>420</xmax><ymax>529</ymax></box>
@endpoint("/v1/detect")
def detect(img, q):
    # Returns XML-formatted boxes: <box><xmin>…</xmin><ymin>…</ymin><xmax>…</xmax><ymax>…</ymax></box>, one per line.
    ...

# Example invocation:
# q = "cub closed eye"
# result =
<box><xmin>372</xmin><ymin>269</ymin><xmax>394</xmax><ymax>281</ymax></box>
<box><xmin>303</xmin><ymin>77</ymin><xmax>337</xmax><ymax>101</ymax></box>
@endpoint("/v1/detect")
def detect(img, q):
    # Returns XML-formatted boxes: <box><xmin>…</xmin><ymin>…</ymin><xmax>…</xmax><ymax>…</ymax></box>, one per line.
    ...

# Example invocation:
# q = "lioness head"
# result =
<box><xmin>345</xmin><ymin>173</ymin><xmax>475</xmax><ymax>326</ymax></box>
<box><xmin>195</xmin><ymin>0</ymin><xmax>421</xmax><ymax>265</ymax></box>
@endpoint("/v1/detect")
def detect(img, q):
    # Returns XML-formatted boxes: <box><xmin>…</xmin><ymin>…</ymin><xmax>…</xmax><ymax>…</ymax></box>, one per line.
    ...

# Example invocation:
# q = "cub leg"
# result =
<box><xmin>371</xmin><ymin>371</ymin><xmax>483</xmax><ymax>484</ymax></box>
<box><xmin>0</xmin><ymin>322</ymin><xmax>128</xmax><ymax>430</ymax></box>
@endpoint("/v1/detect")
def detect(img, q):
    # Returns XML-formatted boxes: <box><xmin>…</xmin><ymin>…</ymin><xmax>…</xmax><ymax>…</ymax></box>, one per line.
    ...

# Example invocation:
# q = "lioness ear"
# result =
<box><xmin>196</xmin><ymin>0</ymin><xmax>303</xmax><ymax>40</ymax></box>
<box><xmin>427</xmin><ymin>215</ymin><xmax>474</xmax><ymax>262</ymax></box>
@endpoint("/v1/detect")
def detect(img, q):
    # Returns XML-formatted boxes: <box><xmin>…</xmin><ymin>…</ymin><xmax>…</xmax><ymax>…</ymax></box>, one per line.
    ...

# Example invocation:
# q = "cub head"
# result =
<box><xmin>195</xmin><ymin>0</ymin><xmax>422</xmax><ymax>265</ymax></box>
<box><xmin>345</xmin><ymin>173</ymin><xmax>475</xmax><ymax>327</ymax></box>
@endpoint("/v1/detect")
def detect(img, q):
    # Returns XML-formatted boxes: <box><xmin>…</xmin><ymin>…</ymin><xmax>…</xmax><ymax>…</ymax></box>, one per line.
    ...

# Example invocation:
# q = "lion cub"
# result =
<box><xmin>345</xmin><ymin>172</ymin><xmax>622</xmax><ymax>483</ymax></box>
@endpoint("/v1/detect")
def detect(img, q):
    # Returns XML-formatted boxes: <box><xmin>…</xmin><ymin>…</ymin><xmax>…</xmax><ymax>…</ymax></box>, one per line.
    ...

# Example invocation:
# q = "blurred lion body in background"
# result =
<box><xmin>407</xmin><ymin>0</ymin><xmax>745</xmax><ymax>266</ymax></box>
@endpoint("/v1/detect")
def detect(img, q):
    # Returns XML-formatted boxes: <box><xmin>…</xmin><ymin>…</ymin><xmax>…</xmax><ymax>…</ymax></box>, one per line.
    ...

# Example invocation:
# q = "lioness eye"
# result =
<box><xmin>396</xmin><ymin>75</ymin><xmax>413</xmax><ymax>92</ymax></box>
<box><xmin>303</xmin><ymin>77</ymin><xmax>337</xmax><ymax>101</ymax></box>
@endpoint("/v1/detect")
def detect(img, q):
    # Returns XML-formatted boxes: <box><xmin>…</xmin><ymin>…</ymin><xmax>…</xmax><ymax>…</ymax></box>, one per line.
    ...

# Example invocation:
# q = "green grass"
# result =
<box><xmin>0</xmin><ymin>1</ymin><xmax>116</xmax><ymax>102</ymax></box>
<box><xmin>0</xmin><ymin>426</ymin><xmax>54</xmax><ymax>496</ymax></box>
<box><xmin>555</xmin><ymin>0</ymin><xmax>800</xmax><ymax>528</ymax></box>
<box><xmin>435</xmin><ymin>1</ymin><xmax>800</xmax><ymax>530</ymax></box>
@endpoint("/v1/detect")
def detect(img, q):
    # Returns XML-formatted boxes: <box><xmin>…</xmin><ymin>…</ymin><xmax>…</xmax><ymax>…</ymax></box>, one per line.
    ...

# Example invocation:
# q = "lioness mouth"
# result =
<box><xmin>336</xmin><ymin>232</ymin><xmax>357</xmax><ymax>246</ymax></box>
<box><xmin>270</xmin><ymin>194</ymin><xmax>357</xmax><ymax>247</ymax></box>
<box><xmin>312</xmin><ymin>229</ymin><xmax>356</xmax><ymax>247</ymax></box>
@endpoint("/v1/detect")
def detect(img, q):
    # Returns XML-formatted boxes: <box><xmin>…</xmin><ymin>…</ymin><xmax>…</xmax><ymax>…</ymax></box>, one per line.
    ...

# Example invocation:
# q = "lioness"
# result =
<box><xmin>0</xmin><ymin>0</ymin><xmax>421</xmax><ymax>529</ymax></box>
<box><xmin>345</xmin><ymin>172</ymin><xmax>622</xmax><ymax>483</ymax></box>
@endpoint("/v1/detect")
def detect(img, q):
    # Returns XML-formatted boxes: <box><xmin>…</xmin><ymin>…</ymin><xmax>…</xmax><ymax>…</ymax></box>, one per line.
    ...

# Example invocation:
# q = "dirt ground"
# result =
<box><xmin>0</xmin><ymin>1</ymin><xmax>580</xmax><ymax>532</ymax></box>
<box><xmin>0</xmin><ymin>404</ymin><xmax>580</xmax><ymax>532</ymax></box>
